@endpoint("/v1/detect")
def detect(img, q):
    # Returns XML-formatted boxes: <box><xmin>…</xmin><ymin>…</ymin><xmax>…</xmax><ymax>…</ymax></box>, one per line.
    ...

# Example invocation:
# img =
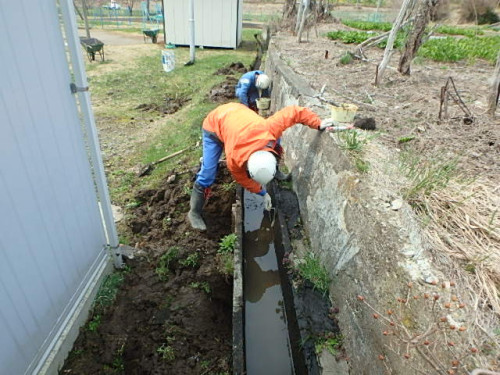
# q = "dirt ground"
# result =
<box><xmin>62</xmin><ymin>166</ymin><xmax>235</xmax><ymax>374</ymax></box>
<box><xmin>272</xmin><ymin>22</ymin><xmax>499</xmax><ymax>181</ymax></box>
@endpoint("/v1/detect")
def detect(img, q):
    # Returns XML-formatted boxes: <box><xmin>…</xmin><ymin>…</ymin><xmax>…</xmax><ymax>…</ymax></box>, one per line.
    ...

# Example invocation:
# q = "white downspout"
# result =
<box><xmin>59</xmin><ymin>0</ymin><xmax>122</xmax><ymax>268</ymax></box>
<box><xmin>186</xmin><ymin>0</ymin><xmax>195</xmax><ymax>65</ymax></box>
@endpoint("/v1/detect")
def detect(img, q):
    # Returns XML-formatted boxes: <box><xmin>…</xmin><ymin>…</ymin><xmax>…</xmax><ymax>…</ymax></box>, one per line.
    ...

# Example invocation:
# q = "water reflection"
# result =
<box><xmin>244</xmin><ymin>191</ymin><xmax>294</xmax><ymax>375</ymax></box>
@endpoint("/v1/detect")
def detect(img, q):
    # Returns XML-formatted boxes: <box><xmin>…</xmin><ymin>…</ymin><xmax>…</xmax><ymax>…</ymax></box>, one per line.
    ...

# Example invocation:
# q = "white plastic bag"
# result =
<box><xmin>161</xmin><ymin>50</ymin><xmax>175</xmax><ymax>73</ymax></box>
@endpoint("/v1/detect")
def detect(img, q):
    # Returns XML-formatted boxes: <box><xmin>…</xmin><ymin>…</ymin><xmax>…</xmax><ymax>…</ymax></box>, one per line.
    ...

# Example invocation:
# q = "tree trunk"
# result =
<box><xmin>295</xmin><ymin>0</ymin><xmax>304</xmax><ymax>33</ymax></box>
<box><xmin>297</xmin><ymin>0</ymin><xmax>310</xmax><ymax>42</ymax></box>
<box><xmin>375</xmin><ymin>0</ymin><xmax>415</xmax><ymax>86</ymax></box>
<box><xmin>283</xmin><ymin>0</ymin><xmax>297</xmax><ymax>20</ymax></box>
<box><xmin>487</xmin><ymin>51</ymin><xmax>500</xmax><ymax>115</ymax></box>
<box><xmin>81</xmin><ymin>0</ymin><xmax>91</xmax><ymax>38</ymax></box>
<box><xmin>398</xmin><ymin>0</ymin><xmax>439</xmax><ymax>75</ymax></box>
<box><xmin>73</xmin><ymin>1</ymin><xmax>84</xmax><ymax>21</ymax></box>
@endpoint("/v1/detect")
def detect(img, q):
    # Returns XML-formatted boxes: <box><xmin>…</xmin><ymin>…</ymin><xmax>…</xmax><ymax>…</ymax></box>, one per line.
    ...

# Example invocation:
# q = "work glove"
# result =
<box><xmin>263</xmin><ymin>193</ymin><xmax>272</xmax><ymax>211</ymax></box>
<box><xmin>319</xmin><ymin>118</ymin><xmax>335</xmax><ymax>131</ymax></box>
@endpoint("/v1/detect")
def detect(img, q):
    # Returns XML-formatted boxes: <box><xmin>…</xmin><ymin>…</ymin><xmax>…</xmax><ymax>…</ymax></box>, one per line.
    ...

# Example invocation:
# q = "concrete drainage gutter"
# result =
<box><xmin>232</xmin><ymin>194</ymin><xmax>245</xmax><ymax>375</ymax></box>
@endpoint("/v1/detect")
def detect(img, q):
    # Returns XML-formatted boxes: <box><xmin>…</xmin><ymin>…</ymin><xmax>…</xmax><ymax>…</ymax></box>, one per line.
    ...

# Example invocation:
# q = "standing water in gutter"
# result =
<box><xmin>243</xmin><ymin>191</ymin><xmax>295</xmax><ymax>375</ymax></box>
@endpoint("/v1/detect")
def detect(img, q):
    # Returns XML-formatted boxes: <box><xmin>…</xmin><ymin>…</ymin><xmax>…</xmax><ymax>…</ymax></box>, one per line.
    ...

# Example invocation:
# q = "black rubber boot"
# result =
<box><xmin>188</xmin><ymin>183</ymin><xmax>207</xmax><ymax>231</ymax></box>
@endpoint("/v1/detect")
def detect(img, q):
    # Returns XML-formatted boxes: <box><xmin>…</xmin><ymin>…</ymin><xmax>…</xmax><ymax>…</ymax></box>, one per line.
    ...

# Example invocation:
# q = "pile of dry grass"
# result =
<box><xmin>414</xmin><ymin>179</ymin><xmax>500</xmax><ymax>317</ymax></box>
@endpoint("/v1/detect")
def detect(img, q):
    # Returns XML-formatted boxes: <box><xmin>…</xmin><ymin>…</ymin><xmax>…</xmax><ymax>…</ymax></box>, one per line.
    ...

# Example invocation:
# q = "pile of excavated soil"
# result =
<box><xmin>62</xmin><ymin>167</ymin><xmax>235</xmax><ymax>374</ymax></box>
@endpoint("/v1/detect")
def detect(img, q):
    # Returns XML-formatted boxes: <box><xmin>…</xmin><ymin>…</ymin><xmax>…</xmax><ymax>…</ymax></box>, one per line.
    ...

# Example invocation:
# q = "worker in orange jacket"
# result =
<box><xmin>188</xmin><ymin>102</ymin><xmax>334</xmax><ymax>231</ymax></box>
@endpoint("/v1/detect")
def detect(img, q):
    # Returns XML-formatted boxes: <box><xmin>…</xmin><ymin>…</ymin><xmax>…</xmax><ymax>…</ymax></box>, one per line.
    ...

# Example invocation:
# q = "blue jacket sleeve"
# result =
<box><xmin>238</xmin><ymin>80</ymin><xmax>250</xmax><ymax>106</ymax></box>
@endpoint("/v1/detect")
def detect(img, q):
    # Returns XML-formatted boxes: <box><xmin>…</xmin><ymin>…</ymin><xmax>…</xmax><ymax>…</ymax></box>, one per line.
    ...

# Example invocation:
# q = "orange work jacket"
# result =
<box><xmin>202</xmin><ymin>103</ymin><xmax>321</xmax><ymax>193</ymax></box>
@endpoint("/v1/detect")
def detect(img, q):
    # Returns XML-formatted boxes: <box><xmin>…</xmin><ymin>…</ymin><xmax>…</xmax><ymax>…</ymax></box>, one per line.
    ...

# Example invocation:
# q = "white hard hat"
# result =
<box><xmin>256</xmin><ymin>74</ymin><xmax>271</xmax><ymax>90</ymax></box>
<box><xmin>247</xmin><ymin>151</ymin><xmax>277</xmax><ymax>185</ymax></box>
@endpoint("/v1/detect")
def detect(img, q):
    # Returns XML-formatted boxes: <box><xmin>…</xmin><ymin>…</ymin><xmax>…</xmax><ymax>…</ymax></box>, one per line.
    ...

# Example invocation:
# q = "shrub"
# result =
<box><xmin>460</xmin><ymin>0</ymin><xmax>499</xmax><ymax>24</ymax></box>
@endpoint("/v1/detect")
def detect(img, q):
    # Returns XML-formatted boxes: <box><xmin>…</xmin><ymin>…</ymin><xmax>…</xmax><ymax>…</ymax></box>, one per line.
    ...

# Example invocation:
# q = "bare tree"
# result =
<box><xmin>283</xmin><ymin>0</ymin><xmax>297</xmax><ymax>20</ymax></box>
<box><xmin>398</xmin><ymin>0</ymin><xmax>440</xmax><ymax>75</ymax></box>
<box><xmin>297</xmin><ymin>0</ymin><xmax>310</xmax><ymax>42</ymax></box>
<box><xmin>375</xmin><ymin>0</ymin><xmax>416</xmax><ymax>86</ymax></box>
<box><xmin>487</xmin><ymin>51</ymin><xmax>500</xmax><ymax>115</ymax></box>
<box><xmin>284</xmin><ymin>0</ymin><xmax>330</xmax><ymax>27</ymax></box>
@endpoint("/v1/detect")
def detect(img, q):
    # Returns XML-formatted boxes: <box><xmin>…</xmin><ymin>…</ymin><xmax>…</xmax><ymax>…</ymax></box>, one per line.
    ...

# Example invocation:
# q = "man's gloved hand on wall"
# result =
<box><xmin>319</xmin><ymin>118</ymin><xmax>334</xmax><ymax>130</ymax></box>
<box><xmin>263</xmin><ymin>193</ymin><xmax>272</xmax><ymax>211</ymax></box>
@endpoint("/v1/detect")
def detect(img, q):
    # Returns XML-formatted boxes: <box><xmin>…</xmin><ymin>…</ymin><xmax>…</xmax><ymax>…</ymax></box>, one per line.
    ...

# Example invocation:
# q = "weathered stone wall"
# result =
<box><xmin>265</xmin><ymin>40</ymin><xmax>443</xmax><ymax>374</ymax></box>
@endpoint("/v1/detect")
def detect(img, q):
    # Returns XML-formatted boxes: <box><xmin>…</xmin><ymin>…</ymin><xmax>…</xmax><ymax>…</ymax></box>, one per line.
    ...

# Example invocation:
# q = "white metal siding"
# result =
<box><xmin>0</xmin><ymin>1</ymin><xmax>111</xmax><ymax>374</ymax></box>
<box><xmin>164</xmin><ymin>0</ymin><xmax>241</xmax><ymax>48</ymax></box>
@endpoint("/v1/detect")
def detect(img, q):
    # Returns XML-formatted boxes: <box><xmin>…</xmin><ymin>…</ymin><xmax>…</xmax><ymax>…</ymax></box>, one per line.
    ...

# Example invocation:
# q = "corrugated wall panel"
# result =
<box><xmin>163</xmin><ymin>0</ymin><xmax>240</xmax><ymax>48</ymax></box>
<box><xmin>0</xmin><ymin>1</ymin><xmax>110</xmax><ymax>374</ymax></box>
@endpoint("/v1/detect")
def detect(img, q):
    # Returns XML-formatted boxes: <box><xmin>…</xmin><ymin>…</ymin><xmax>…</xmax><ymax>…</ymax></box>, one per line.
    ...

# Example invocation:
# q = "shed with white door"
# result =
<box><xmin>163</xmin><ymin>0</ymin><xmax>243</xmax><ymax>49</ymax></box>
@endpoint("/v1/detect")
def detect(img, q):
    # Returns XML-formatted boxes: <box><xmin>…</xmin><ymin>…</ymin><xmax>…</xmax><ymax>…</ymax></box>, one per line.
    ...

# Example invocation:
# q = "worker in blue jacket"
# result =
<box><xmin>235</xmin><ymin>70</ymin><xmax>271</xmax><ymax>111</ymax></box>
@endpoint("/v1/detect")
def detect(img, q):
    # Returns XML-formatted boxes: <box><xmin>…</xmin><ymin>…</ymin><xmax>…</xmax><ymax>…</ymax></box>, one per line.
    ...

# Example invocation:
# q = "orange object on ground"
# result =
<box><xmin>202</xmin><ymin>103</ymin><xmax>321</xmax><ymax>193</ymax></box>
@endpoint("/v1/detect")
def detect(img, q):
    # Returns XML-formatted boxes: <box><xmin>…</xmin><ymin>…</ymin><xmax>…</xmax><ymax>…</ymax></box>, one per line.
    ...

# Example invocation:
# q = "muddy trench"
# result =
<box><xmin>236</xmin><ymin>183</ymin><xmax>342</xmax><ymax>375</ymax></box>
<box><xmin>62</xmin><ymin>164</ymin><xmax>342</xmax><ymax>375</ymax></box>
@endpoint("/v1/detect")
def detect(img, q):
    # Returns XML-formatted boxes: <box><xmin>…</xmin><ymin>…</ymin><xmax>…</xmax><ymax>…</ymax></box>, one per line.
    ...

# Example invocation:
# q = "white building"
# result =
<box><xmin>163</xmin><ymin>0</ymin><xmax>243</xmax><ymax>49</ymax></box>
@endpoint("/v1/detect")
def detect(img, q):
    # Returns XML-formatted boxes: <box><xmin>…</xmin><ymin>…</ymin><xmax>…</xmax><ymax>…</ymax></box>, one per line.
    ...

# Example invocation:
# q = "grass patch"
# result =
<box><xmin>418</xmin><ymin>35</ymin><xmax>500</xmax><ymax>63</ymax></box>
<box><xmin>84</xmin><ymin>267</ymin><xmax>129</xmax><ymax>332</ymax></box>
<box><xmin>190</xmin><ymin>281</ymin><xmax>211</xmax><ymax>294</ymax></box>
<box><xmin>218</xmin><ymin>233</ymin><xmax>237</xmax><ymax>254</ymax></box>
<box><xmin>342</xmin><ymin>20</ymin><xmax>393</xmax><ymax>31</ymax></box>
<box><xmin>296</xmin><ymin>252</ymin><xmax>331</xmax><ymax>296</ymax></box>
<box><xmin>156</xmin><ymin>246</ymin><xmax>180</xmax><ymax>281</ymax></box>
<box><xmin>434</xmin><ymin>25</ymin><xmax>484</xmax><ymax>37</ymax></box>
<box><xmin>217</xmin><ymin>233</ymin><xmax>237</xmax><ymax>277</ymax></box>
<box><xmin>326</xmin><ymin>30</ymin><xmax>405</xmax><ymax>48</ymax></box>
<box><xmin>340</xmin><ymin>52</ymin><xmax>354</xmax><ymax>65</ymax></box>
<box><xmin>315</xmin><ymin>334</ymin><xmax>342</xmax><ymax>355</ymax></box>
<box><xmin>337</xmin><ymin>129</ymin><xmax>368</xmax><ymax>152</ymax></box>
<box><xmin>400</xmin><ymin>152</ymin><xmax>459</xmax><ymax>201</ymax></box>
<box><xmin>157</xmin><ymin>344</ymin><xmax>175</xmax><ymax>361</ymax></box>
<box><xmin>179</xmin><ymin>251</ymin><xmax>200</xmax><ymax>267</ymax></box>
<box><xmin>86</xmin><ymin>30</ymin><xmax>256</xmax><ymax>205</ymax></box>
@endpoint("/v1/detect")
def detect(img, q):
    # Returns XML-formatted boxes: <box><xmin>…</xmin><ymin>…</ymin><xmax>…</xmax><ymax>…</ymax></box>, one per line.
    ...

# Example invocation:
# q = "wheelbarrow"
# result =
<box><xmin>79</xmin><ymin>37</ymin><xmax>105</xmax><ymax>62</ymax></box>
<box><xmin>143</xmin><ymin>28</ymin><xmax>160</xmax><ymax>43</ymax></box>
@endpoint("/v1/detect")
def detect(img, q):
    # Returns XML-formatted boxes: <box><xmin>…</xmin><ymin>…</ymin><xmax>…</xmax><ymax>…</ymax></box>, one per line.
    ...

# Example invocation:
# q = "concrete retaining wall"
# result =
<box><xmin>265</xmin><ymin>40</ymin><xmax>443</xmax><ymax>374</ymax></box>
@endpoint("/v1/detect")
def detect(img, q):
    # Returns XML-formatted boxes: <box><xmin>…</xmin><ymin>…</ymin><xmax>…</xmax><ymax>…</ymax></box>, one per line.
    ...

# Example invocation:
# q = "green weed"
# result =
<box><xmin>156</xmin><ymin>246</ymin><xmax>180</xmax><ymax>281</ymax></box>
<box><xmin>315</xmin><ymin>334</ymin><xmax>342</xmax><ymax>356</ymax></box>
<box><xmin>400</xmin><ymin>152</ymin><xmax>458</xmax><ymax>200</ymax></box>
<box><xmin>218</xmin><ymin>252</ymin><xmax>234</xmax><ymax>277</ymax></box>
<box><xmin>87</xmin><ymin>314</ymin><xmax>101</xmax><ymax>332</ymax></box>
<box><xmin>157</xmin><ymin>344</ymin><xmax>175</xmax><ymax>361</ymax></box>
<box><xmin>179</xmin><ymin>252</ymin><xmax>200</xmax><ymax>267</ymax></box>
<box><xmin>218</xmin><ymin>233</ymin><xmax>237</xmax><ymax>254</ymax></box>
<box><xmin>418</xmin><ymin>36</ymin><xmax>500</xmax><ymax>63</ymax></box>
<box><xmin>190</xmin><ymin>281</ymin><xmax>211</xmax><ymax>294</ymax></box>
<box><xmin>94</xmin><ymin>271</ymin><xmax>126</xmax><ymax>309</ymax></box>
<box><xmin>340</xmin><ymin>52</ymin><xmax>354</xmax><ymax>65</ymax></box>
<box><xmin>398</xmin><ymin>135</ymin><xmax>416</xmax><ymax>144</ymax></box>
<box><xmin>221</xmin><ymin>181</ymin><xmax>237</xmax><ymax>192</ymax></box>
<box><xmin>296</xmin><ymin>252</ymin><xmax>331</xmax><ymax>296</ymax></box>
<box><xmin>337</xmin><ymin>130</ymin><xmax>367</xmax><ymax>152</ymax></box>
<box><xmin>355</xmin><ymin>158</ymin><xmax>370</xmax><ymax>173</ymax></box>
<box><xmin>342</xmin><ymin>20</ymin><xmax>393</xmax><ymax>31</ymax></box>
<box><xmin>435</xmin><ymin>25</ymin><xmax>484</xmax><ymax>37</ymax></box>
